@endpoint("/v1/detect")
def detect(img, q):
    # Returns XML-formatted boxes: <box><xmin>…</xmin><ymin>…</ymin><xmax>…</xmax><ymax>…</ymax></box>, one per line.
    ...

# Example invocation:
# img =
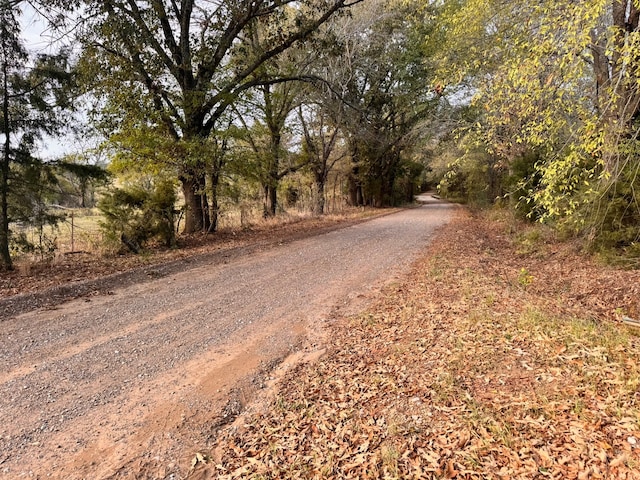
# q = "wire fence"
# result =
<box><xmin>12</xmin><ymin>183</ymin><xmax>353</xmax><ymax>264</ymax></box>
<box><xmin>13</xmin><ymin>209</ymin><xmax>103</xmax><ymax>263</ymax></box>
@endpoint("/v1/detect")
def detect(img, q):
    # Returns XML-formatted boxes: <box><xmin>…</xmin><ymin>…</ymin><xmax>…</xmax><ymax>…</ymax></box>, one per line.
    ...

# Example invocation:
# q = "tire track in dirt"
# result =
<box><xmin>0</xmin><ymin>197</ymin><xmax>454</xmax><ymax>479</ymax></box>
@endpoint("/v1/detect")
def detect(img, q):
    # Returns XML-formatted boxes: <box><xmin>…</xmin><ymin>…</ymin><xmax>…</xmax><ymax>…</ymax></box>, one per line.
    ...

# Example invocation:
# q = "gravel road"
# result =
<box><xmin>0</xmin><ymin>195</ymin><xmax>453</xmax><ymax>479</ymax></box>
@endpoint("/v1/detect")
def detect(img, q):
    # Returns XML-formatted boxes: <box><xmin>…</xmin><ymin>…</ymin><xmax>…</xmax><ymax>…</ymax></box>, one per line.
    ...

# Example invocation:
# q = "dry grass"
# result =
<box><xmin>13</xmin><ymin>208</ymin><xmax>103</xmax><ymax>260</ymax></box>
<box><xmin>13</xmin><ymin>203</ymin><xmax>372</xmax><ymax>262</ymax></box>
<box><xmin>205</xmin><ymin>209</ymin><xmax>640</xmax><ymax>479</ymax></box>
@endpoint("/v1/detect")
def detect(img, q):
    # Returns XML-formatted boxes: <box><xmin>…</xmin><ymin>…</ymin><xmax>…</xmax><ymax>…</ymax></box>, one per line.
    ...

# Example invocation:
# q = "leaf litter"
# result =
<box><xmin>197</xmin><ymin>210</ymin><xmax>640</xmax><ymax>479</ymax></box>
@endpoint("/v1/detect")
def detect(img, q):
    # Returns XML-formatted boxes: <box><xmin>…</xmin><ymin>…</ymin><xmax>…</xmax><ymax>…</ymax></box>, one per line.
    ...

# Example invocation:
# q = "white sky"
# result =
<box><xmin>20</xmin><ymin>3</ymin><xmax>89</xmax><ymax>160</ymax></box>
<box><xmin>20</xmin><ymin>3</ymin><xmax>61</xmax><ymax>55</ymax></box>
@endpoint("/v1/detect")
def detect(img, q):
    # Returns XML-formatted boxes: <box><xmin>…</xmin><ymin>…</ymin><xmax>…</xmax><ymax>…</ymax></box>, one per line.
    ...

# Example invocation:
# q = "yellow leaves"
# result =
<box><xmin>439</xmin><ymin>0</ymin><xmax>617</xmax><ymax>213</ymax></box>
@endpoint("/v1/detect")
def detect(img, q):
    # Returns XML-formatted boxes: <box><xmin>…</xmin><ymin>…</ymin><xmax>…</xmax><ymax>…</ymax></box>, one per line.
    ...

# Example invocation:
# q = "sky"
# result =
<box><xmin>21</xmin><ymin>4</ymin><xmax>52</xmax><ymax>53</ymax></box>
<box><xmin>19</xmin><ymin>3</ymin><xmax>89</xmax><ymax>161</ymax></box>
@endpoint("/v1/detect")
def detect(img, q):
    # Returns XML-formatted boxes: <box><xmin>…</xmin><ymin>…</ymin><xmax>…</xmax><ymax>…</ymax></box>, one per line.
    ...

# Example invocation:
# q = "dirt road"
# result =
<box><xmin>0</xmin><ymin>196</ymin><xmax>453</xmax><ymax>479</ymax></box>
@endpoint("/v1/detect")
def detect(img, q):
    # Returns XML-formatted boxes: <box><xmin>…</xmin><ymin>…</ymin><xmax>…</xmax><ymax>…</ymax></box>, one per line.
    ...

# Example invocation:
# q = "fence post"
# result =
<box><xmin>71</xmin><ymin>210</ymin><xmax>75</xmax><ymax>253</ymax></box>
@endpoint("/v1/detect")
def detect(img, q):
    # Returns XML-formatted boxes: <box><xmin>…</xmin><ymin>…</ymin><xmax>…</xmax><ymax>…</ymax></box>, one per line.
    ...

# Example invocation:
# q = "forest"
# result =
<box><xmin>2</xmin><ymin>0</ymin><xmax>640</xmax><ymax>270</ymax></box>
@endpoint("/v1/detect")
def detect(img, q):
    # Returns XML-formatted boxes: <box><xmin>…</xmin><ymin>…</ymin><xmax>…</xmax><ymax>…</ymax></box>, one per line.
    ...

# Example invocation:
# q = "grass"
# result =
<box><xmin>9</xmin><ymin>200</ymin><xmax>381</xmax><ymax>267</ymax></box>
<box><xmin>13</xmin><ymin>208</ymin><xmax>103</xmax><ymax>261</ymax></box>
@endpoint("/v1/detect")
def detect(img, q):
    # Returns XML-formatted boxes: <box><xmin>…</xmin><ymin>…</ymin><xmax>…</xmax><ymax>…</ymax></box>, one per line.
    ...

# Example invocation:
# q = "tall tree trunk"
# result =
<box><xmin>602</xmin><ymin>1</ymin><xmax>640</xmax><ymax>174</ymax></box>
<box><xmin>207</xmin><ymin>166</ymin><xmax>220</xmax><ymax>233</ymax></box>
<box><xmin>346</xmin><ymin>141</ymin><xmax>365</xmax><ymax>207</ymax></box>
<box><xmin>0</xmin><ymin>57</ymin><xmax>12</xmax><ymax>270</ymax></box>
<box><xmin>263</xmin><ymin>131</ymin><xmax>281</xmax><ymax>218</ymax></box>
<box><xmin>589</xmin><ymin>29</ymin><xmax>609</xmax><ymax>116</ymax></box>
<box><xmin>347</xmin><ymin>165</ymin><xmax>364</xmax><ymax>207</ymax></box>
<box><xmin>381</xmin><ymin>168</ymin><xmax>396</xmax><ymax>207</ymax></box>
<box><xmin>312</xmin><ymin>171</ymin><xmax>326</xmax><ymax>216</ymax></box>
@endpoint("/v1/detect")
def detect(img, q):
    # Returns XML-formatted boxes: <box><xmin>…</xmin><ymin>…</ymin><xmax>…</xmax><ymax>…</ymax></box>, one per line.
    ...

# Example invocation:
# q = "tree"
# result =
<box><xmin>0</xmin><ymin>0</ymin><xmax>22</xmax><ymax>269</ymax></box>
<box><xmin>56</xmin><ymin>154</ymin><xmax>110</xmax><ymax>207</ymax></box>
<box><xmin>238</xmin><ymin>22</ymin><xmax>319</xmax><ymax>218</ymax></box>
<box><xmin>436</xmin><ymin>0</ymin><xmax>640</xmax><ymax>251</ymax></box>
<box><xmin>0</xmin><ymin>0</ymin><xmax>74</xmax><ymax>269</ymax></box>
<box><xmin>98</xmin><ymin>175</ymin><xmax>177</xmax><ymax>251</ymax></box>
<box><xmin>235</xmin><ymin>79</ymin><xmax>305</xmax><ymax>218</ymax></box>
<box><xmin>80</xmin><ymin>0</ymin><xmax>362</xmax><ymax>234</ymax></box>
<box><xmin>325</xmin><ymin>0</ymin><xmax>438</xmax><ymax>207</ymax></box>
<box><xmin>298</xmin><ymin>100</ymin><xmax>344</xmax><ymax>215</ymax></box>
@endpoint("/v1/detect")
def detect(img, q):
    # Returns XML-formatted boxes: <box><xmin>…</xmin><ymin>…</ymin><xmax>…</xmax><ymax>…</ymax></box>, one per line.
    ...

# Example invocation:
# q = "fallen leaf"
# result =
<box><xmin>445</xmin><ymin>459</ymin><xmax>458</xmax><ymax>478</ymax></box>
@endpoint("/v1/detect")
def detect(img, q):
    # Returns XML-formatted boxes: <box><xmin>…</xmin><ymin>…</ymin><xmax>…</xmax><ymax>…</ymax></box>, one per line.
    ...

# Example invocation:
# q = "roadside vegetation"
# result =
<box><xmin>2</xmin><ymin>1</ymin><xmax>640</xmax><ymax>477</ymax></box>
<box><xmin>1</xmin><ymin>0</ymin><xmax>431</xmax><ymax>270</ymax></box>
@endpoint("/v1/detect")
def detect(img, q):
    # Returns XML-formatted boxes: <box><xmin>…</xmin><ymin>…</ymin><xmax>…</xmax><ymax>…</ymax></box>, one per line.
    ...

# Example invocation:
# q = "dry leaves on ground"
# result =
<box><xmin>204</xmin><ymin>210</ymin><xmax>640</xmax><ymax>479</ymax></box>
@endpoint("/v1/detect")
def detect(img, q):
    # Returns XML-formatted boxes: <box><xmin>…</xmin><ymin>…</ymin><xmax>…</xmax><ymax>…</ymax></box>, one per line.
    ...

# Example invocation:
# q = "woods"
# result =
<box><xmin>2</xmin><ymin>0</ymin><xmax>640</xmax><ymax>269</ymax></box>
<box><xmin>434</xmin><ymin>0</ymin><xmax>640</xmax><ymax>258</ymax></box>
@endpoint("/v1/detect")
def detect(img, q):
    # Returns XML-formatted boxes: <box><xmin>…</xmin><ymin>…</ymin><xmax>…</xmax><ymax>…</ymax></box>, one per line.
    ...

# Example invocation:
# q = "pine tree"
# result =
<box><xmin>0</xmin><ymin>0</ymin><xmax>74</xmax><ymax>269</ymax></box>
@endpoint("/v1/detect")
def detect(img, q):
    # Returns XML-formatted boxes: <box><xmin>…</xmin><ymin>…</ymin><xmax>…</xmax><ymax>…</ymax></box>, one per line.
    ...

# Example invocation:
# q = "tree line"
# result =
<box><xmin>2</xmin><ymin>0</ymin><xmax>639</xmax><ymax>270</ymax></box>
<box><xmin>433</xmin><ymin>0</ymin><xmax>640</xmax><ymax>261</ymax></box>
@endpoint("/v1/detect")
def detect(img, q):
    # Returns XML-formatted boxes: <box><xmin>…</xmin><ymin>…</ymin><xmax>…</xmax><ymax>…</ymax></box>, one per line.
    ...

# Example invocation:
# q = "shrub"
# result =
<box><xmin>98</xmin><ymin>178</ymin><xmax>177</xmax><ymax>252</ymax></box>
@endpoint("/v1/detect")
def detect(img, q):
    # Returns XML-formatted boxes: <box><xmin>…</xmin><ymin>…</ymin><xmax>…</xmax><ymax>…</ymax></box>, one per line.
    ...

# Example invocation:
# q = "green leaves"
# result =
<box><xmin>98</xmin><ymin>176</ymin><xmax>178</xmax><ymax>250</ymax></box>
<box><xmin>79</xmin><ymin>0</ymin><xmax>363</xmax><ymax>232</ymax></box>
<box><xmin>433</xmin><ymin>0</ymin><xmax>640</xmax><ymax>253</ymax></box>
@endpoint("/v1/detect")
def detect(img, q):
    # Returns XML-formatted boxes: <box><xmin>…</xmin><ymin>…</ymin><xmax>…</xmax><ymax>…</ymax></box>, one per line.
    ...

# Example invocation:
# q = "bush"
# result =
<box><xmin>435</xmin><ymin>151</ymin><xmax>503</xmax><ymax>207</ymax></box>
<box><xmin>99</xmin><ymin>178</ymin><xmax>177</xmax><ymax>252</ymax></box>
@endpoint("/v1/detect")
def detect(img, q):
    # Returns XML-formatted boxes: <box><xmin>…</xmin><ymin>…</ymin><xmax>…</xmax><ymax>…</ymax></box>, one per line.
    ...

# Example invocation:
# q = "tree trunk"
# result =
<box><xmin>181</xmin><ymin>175</ymin><xmax>210</xmax><ymax>233</ymax></box>
<box><xmin>79</xmin><ymin>177</ymin><xmax>87</xmax><ymax>208</ymax></box>
<box><xmin>263</xmin><ymin>129</ymin><xmax>281</xmax><ymax>218</ymax></box>
<box><xmin>263</xmin><ymin>183</ymin><xmax>277</xmax><ymax>218</ymax></box>
<box><xmin>312</xmin><ymin>173</ymin><xmax>326</xmax><ymax>216</ymax></box>
<box><xmin>381</xmin><ymin>169</ymin><xmax>395</xmax><ymax>207</ymax></box>
<box><xmin>207</xmin><ymin>168</ymin><xmax>220</xmax><ymax>233</ymax></box>
<box><xmin>589</xmin><ymin>29</ymin><xmax>609</xmax><ymax>115</ymax></box>
<box><xmin>1</xmin><ymin>58</ymin><xmax>12</xmax><ymax>270</ymax></box>
<box><xmin>347</xmin><ymin>165</ymin><xmax>364</xmax><ymax>207</ymax></box>
<box><xmin>601</xmin><ymin>1</ymin><xmax>640</xmax><ymax>174</ymax></box>
<box><xmin>404</xmin><ymin>179</ymin><xmax>414</xmax><ymax>203</ymax></box>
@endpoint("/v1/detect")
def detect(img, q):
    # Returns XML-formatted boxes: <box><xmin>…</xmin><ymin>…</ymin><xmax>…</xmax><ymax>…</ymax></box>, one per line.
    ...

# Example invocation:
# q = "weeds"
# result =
<box><xmin>517</xmin><ymin>267</ymin><xmax>534</xmax><ymax>287</ymax></box>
